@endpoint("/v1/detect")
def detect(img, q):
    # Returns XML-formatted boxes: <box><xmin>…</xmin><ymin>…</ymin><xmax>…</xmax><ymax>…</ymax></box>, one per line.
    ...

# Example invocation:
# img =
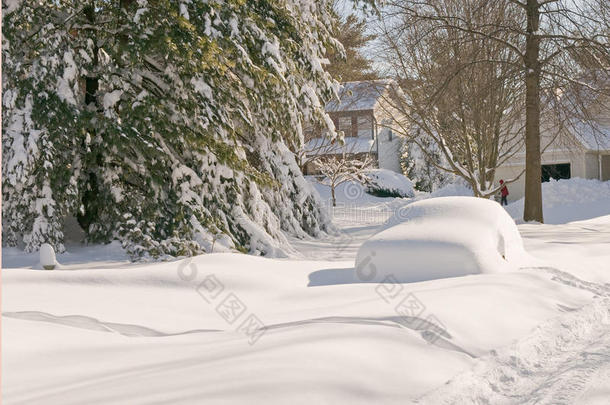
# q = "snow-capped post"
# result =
<box><xmin>39</xmin><ymin>244</ymin><xmax>57</xmax><ymax>270</ymax></box>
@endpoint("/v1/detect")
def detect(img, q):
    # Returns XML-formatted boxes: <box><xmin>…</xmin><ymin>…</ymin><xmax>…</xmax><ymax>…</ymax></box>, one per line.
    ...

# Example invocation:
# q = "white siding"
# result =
<box><xmin>495</xmin><ymin>149</ymin><xmax>588</xmax><ymax>202</ymax></box>
<box><xmin>377</xmin><ymin>128</ymin><xmax>402</xmax><ymax>173</ymax></box>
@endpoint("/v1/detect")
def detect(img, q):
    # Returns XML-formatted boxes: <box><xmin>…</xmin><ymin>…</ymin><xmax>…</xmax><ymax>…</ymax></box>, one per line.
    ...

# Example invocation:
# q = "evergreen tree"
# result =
<box><xmin>400</xmin><ymin>137</ymin><xmax>450</xmax><ymax>193</ymax></box>
<box><xmin>2</xmin><ymin>0</ymin><xmax>339</xmax><ymax>258</ymax></box>
<box><xmin>326</xmin><ymin>13</ymin><xmax>378</xmax><ymax>82</ymax></box>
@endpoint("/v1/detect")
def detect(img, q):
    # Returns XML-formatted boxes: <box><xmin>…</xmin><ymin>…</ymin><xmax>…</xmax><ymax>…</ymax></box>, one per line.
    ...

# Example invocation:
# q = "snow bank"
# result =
<box><xmin>355</xmin><ymin>197</ymin><xmax>525</xmax><ymax>283</ymax></box>
<box><xmin>506</xmin><ymin>178</ymin><xmax>610</xmax><ymax>224</ymax></box>
<box><xmin>305</xmin><ymin>136</ymin><xmax>376</xmax><ymax>155</ymax></box>
<box><xmin>429</xmin><ymin>182</ymin><xmax>473</xmax><ymax>198</ymax></box>
<box><xmin>363</xmin><ymin>169</ymin><xmax>415</xmax><ymax>198</ymax></box>
<box><xmin>309</xmin><ymin>178</ymin><xmax>395</xmax><ymax>205</ymax></box>
<box><xmin>308</xmin><ymin>171</ymin><xmax>414</xmax><ymax>206</ymax></box>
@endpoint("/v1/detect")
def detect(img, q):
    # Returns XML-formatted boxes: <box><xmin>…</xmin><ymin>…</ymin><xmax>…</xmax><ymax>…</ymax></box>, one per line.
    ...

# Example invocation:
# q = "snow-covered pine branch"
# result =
<box><xmin>2</xmin><ymin>0</ymin><xmax>341</xmax><ymax>258</ymax></box>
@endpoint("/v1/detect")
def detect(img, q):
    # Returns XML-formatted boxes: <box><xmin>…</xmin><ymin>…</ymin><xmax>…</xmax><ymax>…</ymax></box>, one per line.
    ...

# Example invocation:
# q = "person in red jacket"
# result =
<box><xmin>499</xmin><ymin>179</ymin><xmax>509</xmax><ymax>206</ymax></box>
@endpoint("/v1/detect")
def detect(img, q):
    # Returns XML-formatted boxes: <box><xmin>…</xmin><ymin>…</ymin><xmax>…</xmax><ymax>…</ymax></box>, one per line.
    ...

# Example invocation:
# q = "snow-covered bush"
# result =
<box><xmin>2</xmin><ymin>1</ymin><xmax>339</xmax><ymax>258</ymax></box>
<box><xmin>355</xmin><ymin>197</ymin><xmax>525</xmax><ymax>283</ymax></box>
<box><xmin>363</xmin><ymin>169</ymin><xmax>415</xmax><ymax>198</ymax></box>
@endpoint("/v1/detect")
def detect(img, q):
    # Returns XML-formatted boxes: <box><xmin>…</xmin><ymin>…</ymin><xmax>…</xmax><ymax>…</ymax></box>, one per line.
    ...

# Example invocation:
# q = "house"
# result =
<box><xmin>494</xmin><ymin>118</ymin><xmax>610</xmax><ymax>202</ymax></box>
<box><xmin>302</xmin><ymin>80</ymin><xmax>404</xmax><ymax>175</ymax></box>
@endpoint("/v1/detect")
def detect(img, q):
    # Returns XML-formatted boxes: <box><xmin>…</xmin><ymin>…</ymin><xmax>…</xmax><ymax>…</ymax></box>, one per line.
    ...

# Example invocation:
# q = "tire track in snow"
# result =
<box><xmin>522</xmin><ymin>326</ymin><xmax>610</xmax><ymax>405</ymax></box>
<box><xmin>415</xmin><ymin>269</ymin><xmax>610</xmax><ymax>405</ymax></box>
<box><xmin>521</xmin><ymin>266</ymin><xmax>610</xmax><ymax>298</ymax></box>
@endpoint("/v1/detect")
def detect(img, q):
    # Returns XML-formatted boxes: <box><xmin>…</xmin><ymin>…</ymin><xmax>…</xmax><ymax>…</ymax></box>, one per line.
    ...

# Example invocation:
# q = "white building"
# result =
<box><xmin>495</xmin><ymin>119</ymin><xmax>610</xmax><ymax>202</ymax></box>
<box><xmin>303</xmin><ymin>80</ymin><xmax>403</xmax><ymax>174</ymax></box>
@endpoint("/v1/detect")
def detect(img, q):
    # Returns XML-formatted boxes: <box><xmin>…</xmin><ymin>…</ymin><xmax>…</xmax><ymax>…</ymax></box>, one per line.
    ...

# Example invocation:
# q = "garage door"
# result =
<box><xmin>541</xmin><ymin>163</ymin><xmax>571</xmax><ymax>183</ymax></box>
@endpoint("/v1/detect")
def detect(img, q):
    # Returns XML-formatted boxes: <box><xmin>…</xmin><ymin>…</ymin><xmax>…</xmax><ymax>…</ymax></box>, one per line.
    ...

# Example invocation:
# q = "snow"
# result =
<box><xmin>326</xmin><ymin>80</ymin><xmax>391</xmax><ymax>112</ymax></box>
<box><xmin>4</xmin><ymin>0</ymin><xmax>345</xmax><ymax>259</ymax></box>
<box><xmin>228</xmin><ymin>16</ymin><xmax>239</xmax><ymax>37</ymax></box>
<box><xmin>364</xmin><ymin>168</ymin><xmax>414</xmax><ymax>198</ymax></box>
<box><xmin>134</xmin><ymin>1</ymin><xmax>148</xmax><ymax>23</ymax></box>
<box><xmin>506</xmin><ymin>178</ymin><xmax>610</xmax><ymax>224</ymax></box>
<box><xmin>569</xmin><ymin>119</ymin><xmax>610</xmax><ymax>150</ymax></box>
<box><xmin>430</xmin><ymin>181</ymin><xmax>473</xmax><ymax>197</ymax></box>
<box><xmin>179</xmin><ymin>1</ymin><xmax>190</xmax><ymax>20</ymax></box>
<box><xmin>262</xmin><ymin>38</ymin><xmax>285</xmax><ymax>74</ymax></box>
<box><xmin>39</xmin><ymin>243</ymin><xmax>57</xmax><ymax>269</ymax></box>
<box><xmin>518</xmin><ymin>216</ymin><xmax>610</xmax><ymax>284</ymax></box>
<box><xmin>3</xmin><ymin>0</ymin><xmax>23</xmax><ymax>14</ymax></box>
<box><xmin>56</xmin><ymin>51</ymin><xmax>77</xmax><ymax>105</ymax></box>
<box><xmin>305</xmin><ymin>136</ymin><xmax>376</xmax><ymax>155</ymax></box>
<box><xmin>310</xmin><ymin>178</ymin><xmax>410</xmax><ymax>207</ymax></box>
<box><xmin>3</xmin><ymin>181</ymin><xmax>610</xmax><ymax>404</ymax></box>
<box><xmin>102</xmin><ymin>89</ymin><xmax>123</xmax><ymax>110</ymax></box>
<box><xmin>3</xmin><ymin>94</ymin><xmax>40</xmax><ymax>187</ymax></box>
<box><xmin>355</xmin><ymin>197</ymin><xmax>526</xmax><ymax>283</ymax></box>
<box><xmin>419</xmin><ymin>296</ymin><xmax>610</xmax><ymax>404</ymax></box>
<box><xmin>190</xmin><ymin>77</ymin><xmax>214</xmax><ymax>101</ymax></box>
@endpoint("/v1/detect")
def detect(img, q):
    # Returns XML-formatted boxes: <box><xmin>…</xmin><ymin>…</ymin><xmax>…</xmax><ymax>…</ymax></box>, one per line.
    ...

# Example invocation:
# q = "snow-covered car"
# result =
<box><xmin>355</xmin><ymin>196</ymin><xmax>526</xmax><ymax>283</ymax></box>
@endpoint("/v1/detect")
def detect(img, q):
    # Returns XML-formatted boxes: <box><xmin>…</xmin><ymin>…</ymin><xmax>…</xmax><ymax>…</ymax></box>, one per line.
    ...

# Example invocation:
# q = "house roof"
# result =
<box><xmin>305</xmin><ymin>136</ymin><xmax>376</xmax><ymax>156</ymax></box>
<box><xmin>325</xmin><ymin>80</ymin><xmax>393</xmax><ymax>112</ymax></box>
<box><xmin>568</xmin><ymin>119</ymin><xmax>610</xmax><ymax>151</ymax></box>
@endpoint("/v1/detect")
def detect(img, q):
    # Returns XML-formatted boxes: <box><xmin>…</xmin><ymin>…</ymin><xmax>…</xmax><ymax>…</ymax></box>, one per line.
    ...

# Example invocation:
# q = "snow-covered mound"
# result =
<box><xmin>429</xmin><ymin>182</ymin><xmax>473</xmax><ymax>198</ymax></box>
<box><xmin>506</xmin><ymin>178</ymin><xmax>610</xmax><ymax>224</ymax></box>
<box><xmin>355</xmin><ymin>197</ymin><xmax>525</xmax><ymax>283</ymax></box>
<box><xmin>4</xmin><ymin>196</ymin><xmax>610</xmax><ymax>404</ymax></box>
<box><xmin>363</xmin><ymin>169</ymin><xmax>415</xmax><ymax>198</ymax></box>
<box><xmin>38</xmin><ymin>243</ymin><xmax>57</xmax><ymax>270</ymax></box>
<box><xmin>309</xmin><ymin>178</ymin><xmax>398</xmax><ymax>205</ymax></box>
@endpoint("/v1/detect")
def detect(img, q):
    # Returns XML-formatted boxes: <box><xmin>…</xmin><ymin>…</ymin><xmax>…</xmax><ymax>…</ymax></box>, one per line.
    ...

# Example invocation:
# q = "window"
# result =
<box><xmin>338</xmin><ymin>116</ymin><xmax>352</xmax><ymax>136</ymax></box>
<box><xmin>602</xmin><ymin>155</ymin><xmax>610</xmax><ymax>181</ymax></box>
<box><xmin>357</xmin><ymin>115</ymin><xmax>373</xmax><ymax>137</ymax></box>
<box><xmin>541</xmin><ymin>163</ymin><xmax>571</xmax><ymax>183</ymax></box>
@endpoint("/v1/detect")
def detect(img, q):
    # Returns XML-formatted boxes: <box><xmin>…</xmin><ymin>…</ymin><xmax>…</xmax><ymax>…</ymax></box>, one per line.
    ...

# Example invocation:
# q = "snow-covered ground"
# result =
<box><xmin>506</xmin><ymin>178</ymin><xmax>610</xmax><ymax>224</ymax></box>
<box><xmin>3</xmin><ymin>179</ymin><xmax>610</xmax><ymax>404</ymax></box>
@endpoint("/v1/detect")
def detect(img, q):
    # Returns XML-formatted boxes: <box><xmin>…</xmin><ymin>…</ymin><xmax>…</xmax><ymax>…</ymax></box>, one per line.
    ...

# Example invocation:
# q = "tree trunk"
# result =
<box><xmin>78</xmin><ymin>2</ymin><xmax>101</xmax><ymax>233</ymax></box>
<box><xmin>331</xmin><ymin>184</ymin><xmax>336</xmax><ymax>207</ymax></box>
<box><xmin>523</xmin><ymin>0</ymin><xmax>544</xmax><ymax>223</ymax></box>
<box><xmin>119</xmin><ymin>0</ymin><xmax>134</xmax><ymax>49</ymax></box>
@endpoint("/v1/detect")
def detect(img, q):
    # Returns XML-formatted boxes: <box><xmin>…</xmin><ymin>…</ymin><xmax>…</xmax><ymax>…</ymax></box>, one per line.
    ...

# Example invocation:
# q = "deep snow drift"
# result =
<box><xmin>338</xmin><ymin>176</ymin><xmax>610</xmax><ymax>226</ymax></box>
<box><xmin>506</xmin><ymin>178</ymin><xmax>610</xmax><ymax>224</ymax></box>
<box><xmin>355</xmin><ymin>197</ymin><xmax>526</xmax><ymax>283</ymax></box>
<box><xmin>3</xmin><ymin>240</ymin><xmax>605</xmax><ymax>404</ymax></box>
<box><xmin>425</xmin><ymin>178</ymin><xmax>610</xmax><ymax>226</ymax></box>
<box><xmin>3</xmin><ymin>179</ymin><xmax>610</xmax><ymax>405</ymax></box>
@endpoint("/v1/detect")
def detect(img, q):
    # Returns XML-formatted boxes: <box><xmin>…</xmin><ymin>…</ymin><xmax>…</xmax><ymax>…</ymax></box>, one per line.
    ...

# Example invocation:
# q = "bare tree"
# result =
<box><xmin>375</xmin><ymin>1</ymin><xmax>525</xmax><ymax>197</ymax></box>
<box><xmin>313</xmin><ymin>144</ymin><xmax>375</xmax><ymax>206</ymax></box>
<box><xmin>378</xmin><ymin>0</ymin><xmax>610</xmax><ymax>222</ymax></box>
<box><xmin>298</xmin><ymin>128</ymin><xmax>343</xmax><ymax>173</ymax></box>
